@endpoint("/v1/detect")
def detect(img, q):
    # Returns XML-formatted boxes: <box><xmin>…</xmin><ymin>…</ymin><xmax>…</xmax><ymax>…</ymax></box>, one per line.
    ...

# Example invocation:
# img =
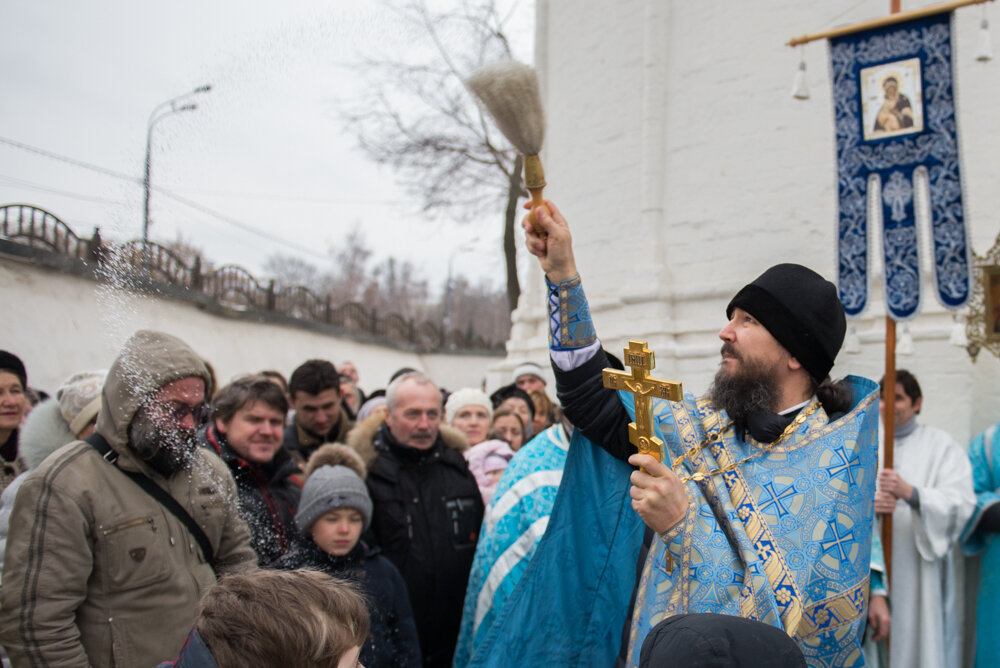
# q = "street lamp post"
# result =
<box><xmin>142</xmin><ymin>84</ymin><xmax>211</xmax><ymax>244</ymax></box>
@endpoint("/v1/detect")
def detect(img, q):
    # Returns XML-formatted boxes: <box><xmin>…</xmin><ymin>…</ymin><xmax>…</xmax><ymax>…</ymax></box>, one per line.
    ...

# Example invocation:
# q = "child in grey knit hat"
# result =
<box><xmin>275</xmin><ymin>444</ymin><xmax>421</xmax><ymax>668</ymax></box>
<box><xmin>294</xmin><ymin>455</ymin><xmax>373</xmax><ymax>556</ymax></box>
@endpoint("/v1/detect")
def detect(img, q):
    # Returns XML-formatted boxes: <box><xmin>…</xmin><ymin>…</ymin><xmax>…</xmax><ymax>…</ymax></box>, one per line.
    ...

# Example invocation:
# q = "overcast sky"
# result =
<box><xmin>0</xmin><ymin>0</ymin><xmax>534</xmax><ymax>293</ymax></box>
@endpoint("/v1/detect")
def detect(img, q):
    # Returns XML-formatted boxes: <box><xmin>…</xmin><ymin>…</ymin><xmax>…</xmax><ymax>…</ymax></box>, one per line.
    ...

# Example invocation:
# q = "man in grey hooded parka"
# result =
<box><xmin>0</xmin><ymin>330</ymin><xmax>256</xmax><ymax>667</ymax></box>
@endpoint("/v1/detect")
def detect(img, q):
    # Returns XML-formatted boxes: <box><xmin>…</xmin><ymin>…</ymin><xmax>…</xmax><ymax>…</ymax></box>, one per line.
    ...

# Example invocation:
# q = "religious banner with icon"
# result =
<box><xmin>830</xmin><ymin>11</ymin><xmax>972</xmax><ymax>320</ymax></box>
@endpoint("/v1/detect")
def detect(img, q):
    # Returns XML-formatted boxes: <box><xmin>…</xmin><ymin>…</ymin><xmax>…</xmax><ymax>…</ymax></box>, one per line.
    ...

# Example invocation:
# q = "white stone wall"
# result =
<box><xmin>502</xmin><ymin>0</ymin><xmax>1000</xmax><ymax>445</ymax></box>
<box><xmin>2</xmin><ymin>258</ymin><xmax>500</xmax><ymax>396</ymax></box>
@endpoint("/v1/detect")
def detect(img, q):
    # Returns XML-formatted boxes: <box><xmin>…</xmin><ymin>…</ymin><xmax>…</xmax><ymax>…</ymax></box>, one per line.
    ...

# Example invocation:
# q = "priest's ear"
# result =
<box><xmin>786</xmin><ymin>355</ymin><xmax>803</xmax><ymax>373</ymax></box>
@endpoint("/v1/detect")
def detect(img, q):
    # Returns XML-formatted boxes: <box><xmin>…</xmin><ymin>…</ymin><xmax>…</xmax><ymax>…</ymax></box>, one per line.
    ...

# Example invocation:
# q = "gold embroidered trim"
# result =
<box><xmin>670</xmin><ymin>399</ymin><xmax>821</xmax><ymax>483</ymax></box>
<box><xmin>794</xmin><ymin>577</ymin><xmax>870</xmax><ymax>640</ymax></box>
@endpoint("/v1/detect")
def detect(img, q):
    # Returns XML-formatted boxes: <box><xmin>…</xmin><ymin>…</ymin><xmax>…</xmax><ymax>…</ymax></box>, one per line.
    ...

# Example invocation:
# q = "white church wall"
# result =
<box><xmin>2</xmin><ymin>258</ymin><xmax>501</xmax><ymax>395</ymax></box>
<box><xmin>502</xmin><ymin>0</ymin><xmax>1000</xmax><ymax>446</ymax></box>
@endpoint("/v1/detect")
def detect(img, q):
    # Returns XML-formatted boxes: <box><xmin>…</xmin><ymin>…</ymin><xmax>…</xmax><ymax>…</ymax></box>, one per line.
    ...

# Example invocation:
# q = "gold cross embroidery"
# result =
<box><xmin>602</xmin><ymin>340</ymin><xmax>683</xmax><ymax>461</ymax></box>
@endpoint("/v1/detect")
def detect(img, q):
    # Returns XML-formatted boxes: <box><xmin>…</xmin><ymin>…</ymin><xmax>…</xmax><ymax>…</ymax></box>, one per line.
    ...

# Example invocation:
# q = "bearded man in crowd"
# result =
<box><xmin>0</xmin><ymin>330</ymin><xmax>256</xmax><ymax>668</ymax></box>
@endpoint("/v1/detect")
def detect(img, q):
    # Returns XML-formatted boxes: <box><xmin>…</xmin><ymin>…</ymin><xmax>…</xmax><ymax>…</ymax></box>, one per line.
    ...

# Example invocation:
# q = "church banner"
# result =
<box><xmin>830</xmin><ymin>11</ymin><xmax>971</xmax><ymax>320</ymax></box>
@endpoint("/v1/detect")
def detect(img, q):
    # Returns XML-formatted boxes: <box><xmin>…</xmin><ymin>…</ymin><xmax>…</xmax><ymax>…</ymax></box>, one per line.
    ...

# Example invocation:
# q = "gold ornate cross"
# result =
<box><xmin>602</xmin><ymin>340</ymin><xmax>683</xmax><ymax>461</ymax></box>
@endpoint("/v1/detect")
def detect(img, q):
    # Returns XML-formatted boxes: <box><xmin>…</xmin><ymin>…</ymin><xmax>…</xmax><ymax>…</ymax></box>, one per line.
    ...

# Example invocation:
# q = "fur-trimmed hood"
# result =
<box><xmin>345</xmin><ymin>414</ymin><xmax>384</xmax><ymax>470</ymax></box>
<box><xmin>345</xmin><ymin>413</ymin><xmax>470</xmax><ymax>470</ymax></box>
<box><xmin>17</xmin><ymin>399</ymin><xmax>76</xmax><ymax>470</ymax></box>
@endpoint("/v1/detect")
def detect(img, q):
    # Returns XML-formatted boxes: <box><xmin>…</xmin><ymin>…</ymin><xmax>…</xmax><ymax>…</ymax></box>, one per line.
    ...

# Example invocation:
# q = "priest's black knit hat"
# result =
<box><xmin>726</xmin><ymin>264</ymin><xmax>846</xmax><ymax>384</ymax></box>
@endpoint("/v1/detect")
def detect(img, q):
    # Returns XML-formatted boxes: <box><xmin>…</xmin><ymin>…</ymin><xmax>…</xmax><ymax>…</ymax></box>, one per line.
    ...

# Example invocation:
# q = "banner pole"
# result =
<box><xmin>787</xmin><ymin>0</ymin><xmax>994</xmax><ymax>46</ymax></box>
<box><xmin>883</xmin><ymin>315</ymin><xmax>897</xmax><ymax>664</ymax></box>
<box><xmin>880</xmin><ymin>16</ymin><xmax>899</xmax><ymax>668</ymax></box>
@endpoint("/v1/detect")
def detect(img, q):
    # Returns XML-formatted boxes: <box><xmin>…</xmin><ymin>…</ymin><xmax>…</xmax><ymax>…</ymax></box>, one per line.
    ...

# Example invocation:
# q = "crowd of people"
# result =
<box><xmin>0</xmin><ymin>341</ymin><xmax>562</xmax><ymax>668</ymax></box>
<box><xmin>0</xmin><ymin>203</ymin><xmax>997</xmax><ymax>668</ymax></box>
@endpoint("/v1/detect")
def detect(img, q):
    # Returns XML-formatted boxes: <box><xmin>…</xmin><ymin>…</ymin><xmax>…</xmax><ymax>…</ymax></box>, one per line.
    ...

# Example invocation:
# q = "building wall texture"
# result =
<box><xmin>3</xmin><ymin>258</ymin><xmax>500</xmax><ymax>396</ymax></box>
<box><xmin>501</xmin><ymin>0</ymin><xmax>1000</xmax><ymax>446</ymax></box>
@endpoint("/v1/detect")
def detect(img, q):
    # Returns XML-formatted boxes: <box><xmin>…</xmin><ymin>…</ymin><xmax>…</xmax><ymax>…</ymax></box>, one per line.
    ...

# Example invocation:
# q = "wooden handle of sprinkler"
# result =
<box><xmin>524</xmin><ymin>154</ymin><xmax>548</xmax><ymax>238</ymax></box>
<box><xmin>528</xmin><ymin>187</ymin><xmax>547</xmax><ymax>238</ymax></box>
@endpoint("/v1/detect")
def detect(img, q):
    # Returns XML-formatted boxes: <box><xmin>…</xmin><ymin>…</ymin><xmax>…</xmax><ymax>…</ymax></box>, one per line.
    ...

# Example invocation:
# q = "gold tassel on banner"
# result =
<box><xmin>977</xmin><ymin>8</ymin><xmax>994</xmax><ymax>61</ymax></box>
<box><xmin>791</xmin><ymin>48</ymin><xmax>810</xmax><ymax>100</ymax></box>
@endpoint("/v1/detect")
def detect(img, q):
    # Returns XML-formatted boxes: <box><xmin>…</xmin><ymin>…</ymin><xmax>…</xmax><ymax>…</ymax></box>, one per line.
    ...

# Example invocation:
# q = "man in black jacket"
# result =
<box><xmin>362</xmin><ymin>371</ymin><xmax>484</xmax><ymax>668</ymax></box>
<box><xmin>284</xmin><ymin>359</ymin><xmax>353</xmax><ymax>467</ymax></box>
<box><xmin>200</xmin><ymin>375</ymin><xmax>302</xmax><ymax>565</ymax></box>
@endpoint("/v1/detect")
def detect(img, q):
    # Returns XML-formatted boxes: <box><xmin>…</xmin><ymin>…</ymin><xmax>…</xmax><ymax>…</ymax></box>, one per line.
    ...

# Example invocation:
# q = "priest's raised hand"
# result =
<box><xmin>522</xmin><ymin>199</ymin><xmax>578</xmax><ymax>283</ymax></box>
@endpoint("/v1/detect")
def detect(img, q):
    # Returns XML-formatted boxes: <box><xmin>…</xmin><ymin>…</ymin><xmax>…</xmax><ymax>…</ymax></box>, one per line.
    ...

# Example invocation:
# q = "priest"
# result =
<box><xmin>467</xmin><ymin>201</ymin><xmax>880</xmax><ymax>668</ymax></box>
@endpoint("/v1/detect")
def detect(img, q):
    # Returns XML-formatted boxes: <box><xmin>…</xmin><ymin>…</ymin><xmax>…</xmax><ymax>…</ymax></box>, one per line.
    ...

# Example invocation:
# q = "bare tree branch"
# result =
<box><xmin>263</xmin><ymin>223</ymin><xmax>511</xmax><ymax>343</ymax></box>
<box><xmin>340</xmin><ymin>0</ymin><xmax>529</xmax><ymax>311</ymax></box>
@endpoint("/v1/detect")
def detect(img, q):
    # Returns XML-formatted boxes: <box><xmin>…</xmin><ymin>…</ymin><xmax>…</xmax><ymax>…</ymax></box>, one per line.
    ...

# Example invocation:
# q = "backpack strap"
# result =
<box><xmin>85</xmin><ymin>433</ymin><xmax>215</xmax><ymax>567</ymax></box>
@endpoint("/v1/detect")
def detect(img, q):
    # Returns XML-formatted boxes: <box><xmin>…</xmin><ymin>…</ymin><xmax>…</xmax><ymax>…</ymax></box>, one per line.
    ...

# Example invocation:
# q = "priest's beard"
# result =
<box><xmin>128</xmin><ymin>408</ymin><xmax>197</xmax><ymax>477</ymax></box>
<box><xmin>709</xmin><ymin>344</ymin><xmax>782</xmax><ymax>422</ymax></box>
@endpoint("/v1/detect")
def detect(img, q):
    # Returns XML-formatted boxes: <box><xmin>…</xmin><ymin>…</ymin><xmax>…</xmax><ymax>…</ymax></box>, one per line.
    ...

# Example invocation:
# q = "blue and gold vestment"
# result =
<box><xmin>623</xmin><ymin>381</ymin><xmax>879</xmax><ymax>667</ymax></box>
<box><xmin>462</xmin><ymin>378</ymin><xmax>878</xmax><ymax>668</ymax></box>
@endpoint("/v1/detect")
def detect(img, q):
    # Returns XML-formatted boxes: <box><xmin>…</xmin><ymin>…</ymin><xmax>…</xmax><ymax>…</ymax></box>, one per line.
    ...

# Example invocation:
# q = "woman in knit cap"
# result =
<box><xmin>445</xmin><ymin>388</ymin><xmax>493</xmax><ymax>447</ymax></box>
<box><xmin>275</xmin><ymin>444</ymin><xmax>420</xmax><ymax>668</ymax></box>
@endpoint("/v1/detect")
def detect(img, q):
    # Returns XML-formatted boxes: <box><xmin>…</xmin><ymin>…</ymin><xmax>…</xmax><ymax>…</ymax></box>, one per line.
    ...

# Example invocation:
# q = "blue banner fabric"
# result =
<box><xmin>830</xmin><ymin>12</ymin><xmax>971</xmax><ymax>320</ymax></box>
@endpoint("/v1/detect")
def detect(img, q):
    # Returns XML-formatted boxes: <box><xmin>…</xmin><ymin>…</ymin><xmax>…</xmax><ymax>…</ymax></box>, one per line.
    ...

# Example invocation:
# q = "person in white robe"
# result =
<box><xmin>875</xmin><ymin>370</ymin><xmax>975</xmax><ymax>668</ymax></box>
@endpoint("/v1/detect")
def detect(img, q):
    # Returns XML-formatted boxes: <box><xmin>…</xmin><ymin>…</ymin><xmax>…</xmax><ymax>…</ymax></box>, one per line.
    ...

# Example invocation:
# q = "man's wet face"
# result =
<box><xmin>129</xmin><ymin>376</ymin><xmax>207</xmax><ymax>476</ymax></box>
